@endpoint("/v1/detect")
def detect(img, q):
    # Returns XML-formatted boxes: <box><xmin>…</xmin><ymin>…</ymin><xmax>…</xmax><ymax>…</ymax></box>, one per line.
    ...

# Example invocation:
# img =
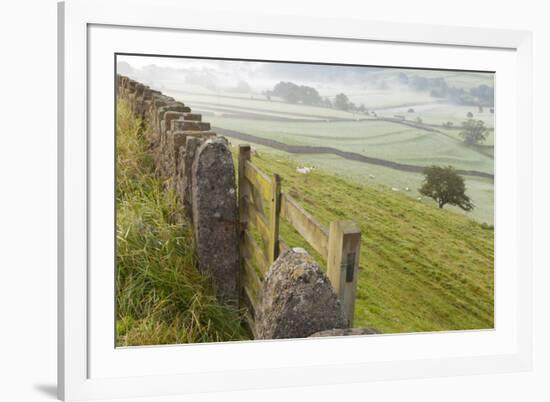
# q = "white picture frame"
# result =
<box><xmin>58</xmin><ymin>0</ymin><xmax>533</xmax><ymax>400</ymax></box>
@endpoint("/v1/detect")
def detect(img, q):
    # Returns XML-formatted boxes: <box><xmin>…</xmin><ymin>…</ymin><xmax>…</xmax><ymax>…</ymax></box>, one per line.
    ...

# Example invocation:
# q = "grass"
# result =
<box><xmin>230</xmin><ymin>147</ymin><xmax>494</xmax><ymax>334</ymax></box>
<box><xmin>228</xmin><ymin>141</ymin><xmax>494</xmax><ymax>224</ymax></box>
<box><xmin>115</xmin><ymin>99</ymin><xmax>250</xmax><ymax>346</ymax></box>
<box><xmin>377</xmin><ymin>103</ymin><xmax>495</xmax><ymax>132</ymax></box>
<box><xmin>164</xmin><ymin>89</ymin><xmax>360</xmax><ymax>119</ymax></box>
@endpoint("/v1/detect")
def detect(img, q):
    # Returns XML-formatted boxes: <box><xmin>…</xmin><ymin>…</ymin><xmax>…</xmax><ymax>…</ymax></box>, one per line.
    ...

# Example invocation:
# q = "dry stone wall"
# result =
<box><xmin>117</xmin><ymin>74</ymin><xmax>238</xmax><ymax>304</ymax></box>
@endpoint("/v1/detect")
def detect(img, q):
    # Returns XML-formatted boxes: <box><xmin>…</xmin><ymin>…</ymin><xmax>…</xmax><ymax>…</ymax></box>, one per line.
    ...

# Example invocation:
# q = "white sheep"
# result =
<box><xmin>391</xmin><ymin>187</ymin><xmax>399</xmax><ymax>192</ymax></box>
<box><xmin>404</xmin><ymin>187</ymin><xmax>411</xmax><ymax>192</ymax></box>
<box><xmin>369</xmin><ymin>174</ymin><xmax>375</xmax><ymax>179</ymax></box>
<box><xmin>296</xmin><ymin>166</ymin><xmax>312</xmax><ymax>174</ymax></box>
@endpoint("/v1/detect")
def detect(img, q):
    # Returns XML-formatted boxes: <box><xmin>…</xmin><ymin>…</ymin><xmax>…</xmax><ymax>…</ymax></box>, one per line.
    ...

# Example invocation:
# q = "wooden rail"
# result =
<box><xmin>280</xmin><ymin>193</ymin><xmax>329</xmax><ymax>259</ymax></box>
<box><xmin>238</xmin><ymin>144</ymin><xmax>361</xmax><ymax>327</ymax></box>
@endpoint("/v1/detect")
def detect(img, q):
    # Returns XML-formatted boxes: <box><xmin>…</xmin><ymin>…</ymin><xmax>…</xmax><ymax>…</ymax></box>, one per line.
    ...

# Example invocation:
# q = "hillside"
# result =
<box><xmin>230</xmin><ymin>146</ymin><xmax>494</xmax><ymax>333</ymax></box>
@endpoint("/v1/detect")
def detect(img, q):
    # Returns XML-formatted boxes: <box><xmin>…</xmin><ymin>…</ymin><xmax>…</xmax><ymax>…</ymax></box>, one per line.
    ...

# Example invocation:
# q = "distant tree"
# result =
<box><xmin>478</xmin><ymin>105</ymin><xmax>484</xmax><ymax>113</ymax></box>
<box><xmin>419</xmin><ymin>166</ymin><xmax>473</xmax><ymax>210</ymax></box>
<box><xmin>470</xmin><ymin>84</ymin><xmax>494</xmax><ymax>107</ymax></box>
<box><xmin>416</xmin><ymin>116</ymin><xmax>423</xmax><ymax>124</ymax></box>
<box><xmin>270</xmin><ymin>81</ymin><xmax>321</xmax><ymax>105</ymax></box>
<box><xmin>459</xmin><ymin>119</ymin><xmax>488</xmax><ymax>145</ymax></box>
<box><xmin>490</xmin><ymin>108</ymin><xmax>494</xmax><ymax>114</ymax></box>
<box><xmin>467</xmin><ymin>111</ymin><xmax>474</xmax><ymax>118</ymax></box>
<box><xmin>334</xmin><ymin>93</ymin><xmax>350</xmax><ymax>111</ymax></box>
<box><xmin>408</xmin><ymin>108</ymin><xmax>415</xmax><ymax>113</ymax></box>
<box><xmin>358</xmin><ymin>104</ymin><xmax>366</xmax><ymax>113</ymax></box>
<box><xmin>300</xmin><ymin>85</ymin><xmax>322</xmax><ymax>105</ymax></box>
<box><xmin>321</xmin><ymin>97</ymin><xmax>332</xmax><ymax>108</ymax></box>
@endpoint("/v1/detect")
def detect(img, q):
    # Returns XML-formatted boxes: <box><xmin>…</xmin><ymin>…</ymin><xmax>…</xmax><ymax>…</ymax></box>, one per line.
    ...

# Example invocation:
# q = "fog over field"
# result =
<box><xmin>118</xmin><ymin>55</ymin><xmax>494</xmax><ymax>223</ymax></box>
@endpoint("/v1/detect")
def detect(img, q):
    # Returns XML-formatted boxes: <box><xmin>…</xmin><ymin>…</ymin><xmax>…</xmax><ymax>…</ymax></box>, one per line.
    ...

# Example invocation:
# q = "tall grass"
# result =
<box><xmin>116</xmin><ymin>99</ymin><xmax>249</xmax><ymax>346</ymax></box>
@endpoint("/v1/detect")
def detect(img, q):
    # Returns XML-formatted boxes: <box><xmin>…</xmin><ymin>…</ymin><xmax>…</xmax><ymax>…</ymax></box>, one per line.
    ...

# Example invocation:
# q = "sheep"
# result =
<box><xmin>369</xmin><ymin>174</ymin><xmax>376</xmax><ymax>179</ymax></box>
<box><xmin>251</xmin><ymin>146</ymin><xmax>258</xmax><ymax>156</ymax></box>
<box><xmin>417</xmin><ymin>197</ymin><xmax>423</xmax><ymax>201</ymax></box>
<box><xmin>391</xmin><ymin>187</ymin><xmax>399</xmax><ymax>192</ymax></box>
<box><xmin>296</xmin><ymin>166</ymin><xmax>313</xmax><ymax>174</ymax></box>
<box><xmin>404</xmin><ymin>187</ymin><xmax>411</xmax><ymax>192</ymax></box>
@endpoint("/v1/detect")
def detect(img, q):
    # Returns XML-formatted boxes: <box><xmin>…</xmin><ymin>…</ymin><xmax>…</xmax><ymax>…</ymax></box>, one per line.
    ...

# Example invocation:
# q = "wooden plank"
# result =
<box><xmin>326</xmin><ymin>221</ymin><xmax>361</xmax><ymax>327</ymax></box>
<box><xmin>280</xmin><ymin>192</ymin><xmax>330</xmax><ymax>259</ymax></box>
<box><xmin>242</xmin><ymin>258</ymin><xmax>262</xmax><ymax>309</ymax></box>
<box><xmin>244</xmin><ymin>160</ymin><xmax>272</xmax><ymax>201</ymax></box>
<box><xmin>268</xmin><ymin>174</ymin><xmax>282</xmax><ymax>264</ymax></box>
<box><xmin>243</xmin><ymin>196</ymin><xmax>271</xmax><ymax>247</ymax></box>
<box><xmin>240</xmin><ymin>288</ymin><xmax>258</xmax><ymax>338</ymax></box>
<box><xmin>238</xmin><ymin>145</ymin><xmax>251</xmax><ymax>229</ymax></box>
<box><xmin>250</xmin><ymin>180</ymin><xmax>267</xmax><ymax>225</ymax></box>
<box><xmin>241</xmin><ymin>230</ymin><xmax>269</xmax><ymax>276</ymax></box>
<box><xmin>238</xmin><ymin>145</ymin><xmax>251</xmax><ymax>311</ymax></box>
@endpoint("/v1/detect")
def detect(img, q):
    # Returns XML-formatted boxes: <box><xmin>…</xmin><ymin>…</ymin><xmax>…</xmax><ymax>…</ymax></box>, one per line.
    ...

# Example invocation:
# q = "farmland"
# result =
<box><xmin>161</xmin><ymin>78</ymin><xmax>494</xmax><ymax>223</ymax></box>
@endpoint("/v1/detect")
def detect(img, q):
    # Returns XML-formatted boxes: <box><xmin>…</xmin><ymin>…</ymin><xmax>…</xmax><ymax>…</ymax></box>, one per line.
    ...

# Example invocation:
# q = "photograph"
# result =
<box><xmin>115</xmin><ymin>55</ymin><xmax>494</xmax><ymax>347</ymax></box>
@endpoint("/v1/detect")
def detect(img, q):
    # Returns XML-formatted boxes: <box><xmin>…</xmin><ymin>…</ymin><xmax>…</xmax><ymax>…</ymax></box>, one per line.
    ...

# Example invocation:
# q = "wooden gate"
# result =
<box><xmin>237</xmin><ymin>145</ymin><xmax>362</xmax><ymax>330</ymax></box>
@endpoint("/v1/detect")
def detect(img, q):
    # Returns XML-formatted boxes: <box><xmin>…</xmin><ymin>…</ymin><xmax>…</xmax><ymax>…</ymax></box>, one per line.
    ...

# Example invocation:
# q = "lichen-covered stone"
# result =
<box><xmin>177</xmin><ymin>136</ymin><xmax>202</xmax><ymax>217</ymax></box>
<box><xmin>309</xmin><ymin>327</ymin><xmax>380</xmax><ymax>337</ymax></box>
<box><xmin>191</xmin><ymin>138</ymin><xmax>239</xmax><ymax>304</ymax></box>
<box><xmin>255</xmin><ymin>248</ymin><xmax>347</xmax><ymax>339</ymax></box>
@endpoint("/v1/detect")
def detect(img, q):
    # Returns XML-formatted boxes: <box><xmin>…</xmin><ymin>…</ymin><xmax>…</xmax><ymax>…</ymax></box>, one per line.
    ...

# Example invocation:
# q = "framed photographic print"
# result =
<box><xmin>58</xmin><ymin>0</ymin><xmax>533</xmax><ymax>400</ymax></box>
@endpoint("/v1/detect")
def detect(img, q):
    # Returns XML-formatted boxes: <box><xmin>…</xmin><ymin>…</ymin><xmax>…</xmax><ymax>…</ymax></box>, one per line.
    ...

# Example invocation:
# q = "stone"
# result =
<box><xmin>171</xmin><ymin>120</ymin><xmax>211</xmax><ymax>132</ymax></box>
<box><xmin>309</xmin><ymin>327</ymin><xmax>380</xmax><ymax>337</ymax></box>
<box><xmin>191</xmin><ymin>138</ymin><xmax>240</xmax><ymax>304</ymax></box>
<box><xmin>255</xmin><ymin>248</ymin><xmax>347</xmax><ymax>340</ymax></box>
<box><xmin>178</xmin><ymin>136</ymin><xmax>202</xmax><ymax>216</ymax></box>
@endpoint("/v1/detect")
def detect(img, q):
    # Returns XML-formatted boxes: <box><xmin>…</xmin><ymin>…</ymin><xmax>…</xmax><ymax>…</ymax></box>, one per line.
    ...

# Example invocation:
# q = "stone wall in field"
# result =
<box><xmin>117</xmin><ymin>74</ymin><xmax>240</xmax><ymax>305</ymax></box>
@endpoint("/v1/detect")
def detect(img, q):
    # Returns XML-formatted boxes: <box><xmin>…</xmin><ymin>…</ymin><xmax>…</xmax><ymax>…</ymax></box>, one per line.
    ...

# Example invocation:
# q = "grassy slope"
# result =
<box><xmin>234</xmin><ymin>148</ymin><xmax>494</xmax><ymax>333</ymax></box>
<box><xmin>116</xmin><ymin>100</ymin><xmax>249</xmax><ymax>346</ymax></box>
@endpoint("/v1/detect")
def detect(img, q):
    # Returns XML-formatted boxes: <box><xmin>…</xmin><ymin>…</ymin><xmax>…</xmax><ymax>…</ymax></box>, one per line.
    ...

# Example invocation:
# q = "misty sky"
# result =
<box><xmin>117</xmin><ymin>54</ymin><xmax>494</xmax><ymax>101</ymax></box>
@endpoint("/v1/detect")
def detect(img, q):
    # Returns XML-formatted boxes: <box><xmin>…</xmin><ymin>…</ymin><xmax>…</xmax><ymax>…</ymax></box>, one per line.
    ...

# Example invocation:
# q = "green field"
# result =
<box><xmin>226</xmin><ymin>137</ymin><xmax>494</xmax><ymax>224</ymax></box>
<box><xmin>164</xmin><ymin>81</ymin><xmax>494</xmax><ymax>224</ymax></box>
<box><xmin>207</xmin><ymin>116</ymin><xmax>494</xmax><ymax>174</ymax></box>
<box><xmin>376</xmin><ymin>103</ymin><xmax>495</xmax><ymax>130</ymax></box>
<box><xmin>164</xmin><ymin>89</ymin><xmax>360</xmax><ymax>119</ymax></box>
<box><xmin>233</xmin><ymin>148</ymin><xmax>494</xmax><ymax>333</ymax></box>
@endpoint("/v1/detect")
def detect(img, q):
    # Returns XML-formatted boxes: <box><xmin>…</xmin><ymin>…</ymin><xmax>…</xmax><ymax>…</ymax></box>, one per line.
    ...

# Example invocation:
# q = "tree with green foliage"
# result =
<box><xmin>334</xmin><ymin>93</ymin><xmax>350</xmax><ymax>111</ymax></box>
<box><xmin>467</xmin><ymin>111</ymin><xmax>473</xmax><ymax>118</ymax></box>
<box><xmin>419</xmin><ymin>165</ymin><xmax>473</xmax><ymax>211</ymax></box>
<box><xmin>269</xmin><ymin>81</ymin><xmax>321</xmax><ymax>105</ymax></box>
<box><xmin>459</xmin><ymin>119</ymin><xmax>488</xmax><ymax>145</ymax></box>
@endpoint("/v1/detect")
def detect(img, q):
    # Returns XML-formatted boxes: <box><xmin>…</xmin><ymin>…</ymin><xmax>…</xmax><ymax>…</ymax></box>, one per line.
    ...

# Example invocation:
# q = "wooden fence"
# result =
<box><xmin>237</xmin><ymin>145</ymin><xmax>362</xmax><ymax>329</ymax></box>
